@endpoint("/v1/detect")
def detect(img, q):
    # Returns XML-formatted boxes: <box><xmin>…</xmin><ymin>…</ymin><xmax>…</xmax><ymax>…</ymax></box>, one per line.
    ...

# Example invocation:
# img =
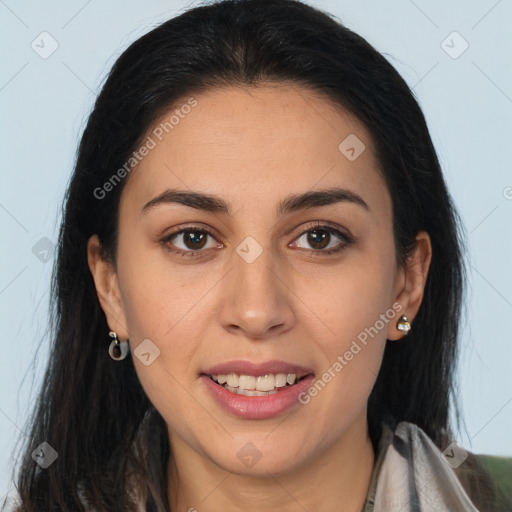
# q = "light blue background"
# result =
<box><xmin>1</xmin><ymin>0</ymin><xmax>511</xmax><ymax>504</ymax></box>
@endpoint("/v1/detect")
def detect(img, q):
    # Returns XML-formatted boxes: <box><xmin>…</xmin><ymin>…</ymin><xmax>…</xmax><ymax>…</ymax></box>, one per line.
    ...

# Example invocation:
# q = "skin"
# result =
<box><xmin>88</xmin><ymin>83</ymin><xmax>431</xmax><ymax>512</ymax></box>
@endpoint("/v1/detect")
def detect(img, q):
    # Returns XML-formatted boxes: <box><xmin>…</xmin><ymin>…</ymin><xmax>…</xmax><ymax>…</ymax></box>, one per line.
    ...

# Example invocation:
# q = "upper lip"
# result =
<box><xmin>201</xmin><ymin>359</ymin><xmax>314</xmax><ymax>379</ymax></box>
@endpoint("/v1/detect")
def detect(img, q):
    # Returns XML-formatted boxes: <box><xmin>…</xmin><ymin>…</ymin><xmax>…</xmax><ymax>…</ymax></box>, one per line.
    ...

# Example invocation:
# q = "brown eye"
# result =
<box><xmin>306</xmin><ymin>229</ymin><xmax>330</xmax><ymax>250</ymax></box>
<box><xmin>180</xmin><ymin>230</ymin><xmax>208</xmax><ymax>250</ymax></box>
<box><xmin>162</xmin><ymin>228</ymin><xmax>222</xmax><ymax>257</ymax></box>
<box><xmin>291</xmin><ymin>223</ymin><xmax>354</xmax><ymax>254</ymax></box>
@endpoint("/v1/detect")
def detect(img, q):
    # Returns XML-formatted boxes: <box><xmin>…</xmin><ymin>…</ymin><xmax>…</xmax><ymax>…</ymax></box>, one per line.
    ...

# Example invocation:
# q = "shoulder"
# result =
<box><xmin>364</xmin><ymin>421</ymin><xmax>484</xmax><ymax>511</ymax></box>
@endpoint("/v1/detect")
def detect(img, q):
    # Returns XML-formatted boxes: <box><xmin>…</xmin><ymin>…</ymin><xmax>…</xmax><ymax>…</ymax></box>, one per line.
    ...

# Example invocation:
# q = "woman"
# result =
<box><xmin>9</xmin><ymin>0</ymin><xmax>499</xmax><ymax>510</ymax></box>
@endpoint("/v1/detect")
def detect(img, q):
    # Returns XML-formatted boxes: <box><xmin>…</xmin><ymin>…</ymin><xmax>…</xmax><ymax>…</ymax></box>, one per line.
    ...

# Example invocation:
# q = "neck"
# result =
<box><xmin>167</xmin><ymin>411</ymin><xmax>375</xmax><ymax>512</ymax></box>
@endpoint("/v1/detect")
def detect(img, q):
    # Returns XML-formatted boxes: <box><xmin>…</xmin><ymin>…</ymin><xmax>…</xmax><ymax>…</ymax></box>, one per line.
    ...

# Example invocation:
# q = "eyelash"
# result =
<box><xmin>160</xmin><ymin>222</ymin><xmax>354</xmax><ymax>259</ymax></box>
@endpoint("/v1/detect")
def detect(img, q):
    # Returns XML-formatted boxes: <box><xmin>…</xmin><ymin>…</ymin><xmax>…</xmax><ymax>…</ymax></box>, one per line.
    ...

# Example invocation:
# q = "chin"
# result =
<box><xmin>205</xmin><ymin>439</ymin><xmax>311</xmax><ymax>477</ymax></box>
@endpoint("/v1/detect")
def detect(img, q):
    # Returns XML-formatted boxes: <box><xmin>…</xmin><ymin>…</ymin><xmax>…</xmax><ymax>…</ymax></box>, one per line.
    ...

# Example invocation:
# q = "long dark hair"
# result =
<box><xmin>8</xmin><ymin>0</ymin><xmax>497</xmax><ymax>510</ymax></box>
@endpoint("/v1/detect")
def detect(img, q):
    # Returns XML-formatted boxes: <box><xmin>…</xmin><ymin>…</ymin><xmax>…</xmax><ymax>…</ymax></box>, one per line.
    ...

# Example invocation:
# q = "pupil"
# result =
<box><xmin>308</xmin><ymin>229</ymin><xmax>329</xmax><ymax>249</ymax></box>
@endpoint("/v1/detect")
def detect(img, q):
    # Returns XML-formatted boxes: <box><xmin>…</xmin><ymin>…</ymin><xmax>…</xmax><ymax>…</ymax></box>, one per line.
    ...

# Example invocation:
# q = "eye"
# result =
<box><xmin>290</xmin><ymin>222</ymin><xmax>354</xmax><ymax>255</ymax></box>
<box><xmin>161</xmin><ymin>227</ymin><xmax>223</xmax><ymax>257</ymax></box>
<box><xmin>160</xmin><ymin>222</ymin><xmax>353</xmax><ymax>259</ymax></box>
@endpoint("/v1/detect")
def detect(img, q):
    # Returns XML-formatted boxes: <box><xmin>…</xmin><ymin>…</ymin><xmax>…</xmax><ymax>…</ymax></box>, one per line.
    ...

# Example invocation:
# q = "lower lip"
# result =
<box><xmin>200</xmin><ymin>374</ymin><xmax>315</xmax><ymax>420</ymax></box>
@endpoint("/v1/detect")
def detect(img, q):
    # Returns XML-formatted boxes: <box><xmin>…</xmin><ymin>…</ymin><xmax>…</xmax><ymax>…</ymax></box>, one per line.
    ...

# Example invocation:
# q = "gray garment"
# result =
<box><xmin>363</xmin><ymin>421</ymin><xmax>479</xmax><ymax>511</ymax></box>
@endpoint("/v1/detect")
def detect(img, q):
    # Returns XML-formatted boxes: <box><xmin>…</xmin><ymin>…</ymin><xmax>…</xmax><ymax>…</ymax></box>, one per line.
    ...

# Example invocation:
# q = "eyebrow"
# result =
<box><xmin>141</xmin><ymin>187</ymin><xmax>369</xmax><ymax>216</ymax></box>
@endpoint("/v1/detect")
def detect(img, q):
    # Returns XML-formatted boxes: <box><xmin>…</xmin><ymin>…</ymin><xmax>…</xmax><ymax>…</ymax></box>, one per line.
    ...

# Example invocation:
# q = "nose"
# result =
<box><xmin>218</xmin><ymin>244</ymin><xmax>295</xmax><ymax>340</ymax></box>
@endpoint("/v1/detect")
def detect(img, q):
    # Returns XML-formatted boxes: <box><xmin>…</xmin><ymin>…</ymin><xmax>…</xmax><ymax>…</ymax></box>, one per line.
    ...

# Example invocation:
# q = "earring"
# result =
<box><xmin>397</xmin><ymin>315</ymin><xmax>411</xmax><ymax>335</ymax></box>
<box><xmin>108</xmin><ymin>331</ymin><xmax>129</xmax><ymax>360</ymax></box>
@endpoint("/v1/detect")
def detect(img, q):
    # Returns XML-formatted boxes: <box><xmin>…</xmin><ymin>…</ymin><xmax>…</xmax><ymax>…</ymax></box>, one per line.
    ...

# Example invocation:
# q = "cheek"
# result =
<box><xmin>121</xmin><ymin>278</ymin><xmax>210</xmax><ymax>439</ymax></box>
<box><xmin>118</xmin><ymin>272</ymin><xmax>211</xmax><ymax>392</ymax></box>
<box><xmin>113</xmin><ymin>251</ymin><xmax>210</xmax><ymax>404</ymax></box>
<box><xmin>291</xmin><ymin>246</ymin><xmax>396</xmax><ymax>419</ymax></box>
<box><xmin>292</xmin><ymin>244</ymin><xmax>397</xmax><ymax>352</ymax></box>
<box><xmin>114</xmin><ymin>243</ymin><xmax>236</xmax><ymax>421</ymax></box>
<box><xmin>115</xmin><ymin>233</ymin><xmax>221</xmax><ymax>343</ymax></box>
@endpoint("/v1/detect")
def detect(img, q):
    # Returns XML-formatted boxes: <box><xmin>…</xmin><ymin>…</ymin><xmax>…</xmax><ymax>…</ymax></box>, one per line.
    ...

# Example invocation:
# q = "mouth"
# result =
<box><xmin>200</xmin><ymin>361</ymin><xmax>315</xmax><ymax>419</ymax></box>
<box><xmin>201</xmin><ymin>372</ymin><xmax>316</xmax><ymax>420</ymax></box>
<box><xmin>205</xmin><ymin>372</ymin><xmax>311</xmax><ymax>396</ymax></box>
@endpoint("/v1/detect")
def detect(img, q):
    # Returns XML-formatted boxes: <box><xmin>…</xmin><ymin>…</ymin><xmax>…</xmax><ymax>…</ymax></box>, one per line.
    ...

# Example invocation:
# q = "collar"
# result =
<box><xmin>362</xmin><ymin>421</ymin><xmax>479</xmax><ymax>511</ymax></box>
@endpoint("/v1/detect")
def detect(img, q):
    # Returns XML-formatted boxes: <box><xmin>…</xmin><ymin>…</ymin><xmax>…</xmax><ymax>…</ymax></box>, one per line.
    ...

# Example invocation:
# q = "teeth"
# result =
<box><xmin>226</xmin><ymin>373</ymin><xmax>238</xmax><ymax>388</ymax></box>
<box><xmin>286</xmin><ymin>373</ymin><xmax>296</xmax><ymax>385</ymax></box>
<box><xmin>275</xmin><ymin>373</ymin><xmax>287</xmax><ymax>388</ymax></box>
<box><xmin>239</xmin><ymin>375</ymin><xmax>256</xmax><ymax>390</ymax></box>
<box><xmin>224</xmin><ymin>384</ymin><xmax>278</xmax><ymax>396</ymax></box>
<box><xmin>256</xmin><ymin>375</ymin><xmax>275</xmax><ymax>391</ymax></box>
<box><xmin>210</xmin><ymin>372</ymin><xmax>299</xmax><ymax>391</ymax></box>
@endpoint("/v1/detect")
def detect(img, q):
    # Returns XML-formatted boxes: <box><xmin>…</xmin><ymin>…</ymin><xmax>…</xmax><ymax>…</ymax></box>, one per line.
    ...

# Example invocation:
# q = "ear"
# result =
<box><xmin>387</xmin><ymin>231</ymin><xmax>432</xmax><ymax>341</ymax></box>
<box><xmin>87</xmin><ymin>235</ymin><xmax>130</xmax><ymax>340</ymax></box>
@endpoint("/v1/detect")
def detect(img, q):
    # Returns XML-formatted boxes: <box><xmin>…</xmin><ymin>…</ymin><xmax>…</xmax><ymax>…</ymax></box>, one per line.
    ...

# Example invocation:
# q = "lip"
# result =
<box><xmin>200</xmin><ymin>360</ymin><xmax>315</xmax><ymax>420</ymax></box>
<box><xmin>202</xmin><ymin>359</ymin><xmax>314</xmax><ymax>379</ymax></box>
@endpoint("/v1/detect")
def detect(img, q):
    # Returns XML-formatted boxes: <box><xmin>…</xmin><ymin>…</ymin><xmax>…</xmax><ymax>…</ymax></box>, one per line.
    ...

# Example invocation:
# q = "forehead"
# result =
<box><xmin>121</xmin><ymin>83</ymin><xmax>390</xmax><ymax>218</ymax></box>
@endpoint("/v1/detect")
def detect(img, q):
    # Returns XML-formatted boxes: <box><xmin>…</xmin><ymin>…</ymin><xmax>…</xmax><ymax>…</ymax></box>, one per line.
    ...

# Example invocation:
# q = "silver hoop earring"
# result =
<box><xmin>108</xmin><ymin>331</ymin><xmax>129</xmax><ymax>360</ymax></box>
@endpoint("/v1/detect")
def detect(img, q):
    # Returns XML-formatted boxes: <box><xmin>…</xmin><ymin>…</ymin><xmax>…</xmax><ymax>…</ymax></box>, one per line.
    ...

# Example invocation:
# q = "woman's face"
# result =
<box><xmin>89</xmin><ymin>83</ymin><xmax>430</xmax><ymax>476</ymax></box>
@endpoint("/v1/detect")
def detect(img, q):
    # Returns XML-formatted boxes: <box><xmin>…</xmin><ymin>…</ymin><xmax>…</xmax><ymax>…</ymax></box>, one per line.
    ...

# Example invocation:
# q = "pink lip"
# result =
<box><xmin>202</xmin><ymin>359</ymin><xmax>314</xmax><ymax>379</ymax></box>
<box><xmin>200</xmin><ymin>360</ymin><xmax>315</xmax><ymax>420</ymax></box>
